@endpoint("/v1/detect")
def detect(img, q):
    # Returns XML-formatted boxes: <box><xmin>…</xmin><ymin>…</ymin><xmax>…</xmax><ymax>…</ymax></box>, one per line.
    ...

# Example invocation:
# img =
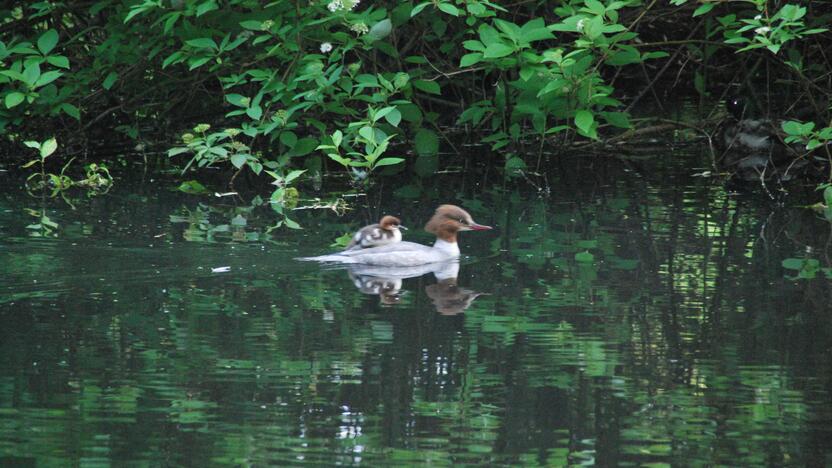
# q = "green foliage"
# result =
<box><xmin>169</xmin><ymin>124</ymin><xmax>262</xmax><ymax>175</ymax></box>
<box><xmin>266</xmin><ymin>168</ymin><xmax>304</xmax><ymax>229</ymax></box>
<box><xmin>722</xmin><ymin>4</ymin><xmax>827</xmax><ymax>55</ymax></box>
<box><xmin>0</xmin><ymin>29</ymin><xmax>76</xmax><ymax>131</ymax></box>
<box><xmin>782</xmin><ymin>120</ymin><xmax>832</xmax><ymax>152</ymax></box>
<box><xmin>21</xmin><ymin>137</ymin><xmax>112</xmax><ymax>196</ymax></box>
<box><xmin>2</xmin><ymin>0</ymin><xmax>832</xmax><ymax>214</ymax></box>
<box><xmin>782</xmin><ymin>257</ymin><xmax>832</xmax><ymax>280</ymax></box>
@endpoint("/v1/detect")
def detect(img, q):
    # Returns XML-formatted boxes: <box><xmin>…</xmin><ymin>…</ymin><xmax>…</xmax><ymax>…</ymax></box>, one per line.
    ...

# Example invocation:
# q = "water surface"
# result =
<box><xmin>1</xmin><ymin>147</ymin><xmax>831</xmax><ymax>466</ymax></box>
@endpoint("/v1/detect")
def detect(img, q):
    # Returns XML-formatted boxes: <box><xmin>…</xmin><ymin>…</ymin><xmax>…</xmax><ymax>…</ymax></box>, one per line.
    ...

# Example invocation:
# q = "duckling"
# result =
<box><xmin>718</xmin><ymin>96</ymin><xmax>811</xmax><ymax>181</ymax></box>
<box><xmin>721</xmin><ymin>96</ymin><xmax>781</xmax><ymax>152</ymax></box>
<box><xmin>344</xmin><ymin>215</ymin><xmax>406</xmax><ymax>251</ymax></box>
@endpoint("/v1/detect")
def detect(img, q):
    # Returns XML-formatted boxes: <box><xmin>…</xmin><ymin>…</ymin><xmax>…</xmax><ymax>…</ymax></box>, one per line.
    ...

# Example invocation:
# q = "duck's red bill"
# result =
<box><xmin>469</xmin><ymin>223</ymin><xmax>493</xmax><ymax>231</ymax></box>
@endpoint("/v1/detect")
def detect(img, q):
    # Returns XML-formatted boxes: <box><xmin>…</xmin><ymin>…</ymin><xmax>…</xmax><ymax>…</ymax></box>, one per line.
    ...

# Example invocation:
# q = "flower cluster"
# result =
<box><xmin>320</xmin><ymin>42</ymin><xmax>333</xmax><ymax>53</ymax></box>
<box><xmin>326</xmin><ymin>0</ymin><xmax>359</xmax><ymax>12</ymax></box>
<box><xmin>350</xmin><ymin>22</ymin><xmax>369</xmax><ymax>35</ymax></box>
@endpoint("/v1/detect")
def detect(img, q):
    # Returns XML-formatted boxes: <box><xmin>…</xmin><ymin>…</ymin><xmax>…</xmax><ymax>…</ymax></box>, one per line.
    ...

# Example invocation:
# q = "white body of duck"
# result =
<box><xmin>300</xmin><ymin>205</ymin><xmax>491</xmax><ymax>266</ymax></box>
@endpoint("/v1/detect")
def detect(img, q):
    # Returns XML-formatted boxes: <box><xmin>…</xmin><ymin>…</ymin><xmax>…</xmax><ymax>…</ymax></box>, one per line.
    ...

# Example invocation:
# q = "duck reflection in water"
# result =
<box><xmin>345</xmin><ymin>260</ymin><xmax>485</xmax><ymax>314</ymax></box>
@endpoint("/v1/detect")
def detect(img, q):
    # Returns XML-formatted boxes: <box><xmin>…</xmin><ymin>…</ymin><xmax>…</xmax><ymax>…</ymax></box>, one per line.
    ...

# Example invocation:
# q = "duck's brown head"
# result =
<box><xmin>379</xmin><ymin>215</ymin><xmax>403</xmax><ymax>231</ymax></box>
<box><xmin>424</xmin><ymin>204</ymin><xmax>492</xmax><ymax>242</ymax></box>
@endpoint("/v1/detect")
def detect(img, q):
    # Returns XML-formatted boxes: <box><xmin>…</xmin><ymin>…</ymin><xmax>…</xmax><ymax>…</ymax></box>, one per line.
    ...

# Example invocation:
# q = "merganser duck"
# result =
<box><xmin>300</xmin><ymin>205</ymin><xmax>492</xmax><ymax>266</ymax></box>
<box><xmin>345</xmin><ymin>215</ymin><xmax>406</xmax><ymax>251</ymax></box>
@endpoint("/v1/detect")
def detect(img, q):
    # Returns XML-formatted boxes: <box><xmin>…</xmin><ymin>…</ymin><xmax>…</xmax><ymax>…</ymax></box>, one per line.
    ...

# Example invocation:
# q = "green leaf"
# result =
<box><xmin>504</xmin><ymin>155</ymin><xmax>526</xmax><ymax>173</ymax></box>
<box><xmin>225</xmin><ymin>94</ymin><xmax>249</xmax><ymax>107</ymax></box>
<box><xmin>603</xmin><ymin>111</ymin><xmax>630</xmax><ymax>129</ymax></box>
<box><xmin>24</xmin><ymin>141</ymin><xmax>41</xmax><ymax>149</ymax></box>
<box><xmin>61</xmin><ymin>103</ymin><xmax>80</xmax><ymax>120</ymax></box>
<box><xmin>574</xmin><ymin>110</ymin><xmax>595</xmax><ymax>134</ymax></box>
<box><xmin>414</xmin><ymin>129</ymin><xmax>439</xmax><ymax>155</ymax></box>
<box><xmin>186</xmin><ymin>38</ymin><xmax>218</xmax><ymax>50</ymax></box>
<box><xmin>46</xmin><ymin>55</ymin><xmax>70</xmax><ymax>69</ymax></box>
<box><xmin>385</xmin><ymin>108</ymin><xmax>402</xmax><ymax>127</ymax></box>
<box><xmin>246</xmin><ymin>105</ymin><xmax>263</xmax><ymax>120</ymax></box>
<box><xmin>22</xmin><ymin>63</ymin><xmax>41</xmax><ymax>86</ymax></box>
<box><xmin>177</xmin><ymin>180</ymin><xmax>208</xmax><ymax>194</ymax></box>
<box><xmin>240</xmin><ymin>20</ymin><xmax>264</xmax><ymax>30</ymax></box>
<box><xmin>460</xmin><ymin>53</ymin><xmax>483</xmax><ymax>67</ymax></box>
<box><xmin>781</xmin><ymin>120</ymin><xmax>807</xmax><ymax>136</ymax></box>
<box><xmin>280</xmin><ymin>131</ymin><xmax>298</xmax><ymax>148</ymax></box>
<box><xmin>102</xmin><ymin>71</ymin><xmax>118</xmax><ymax>90</ymax></box>
<box><xmin>0</xmin><ymin>70</ymin><xmax>26</xmax><ymax>82</ymax></box>
<box><xmin>34</xmin><ymin>71</ymin><xmax>62</xmax><ymax>88</ymax></box>
<box><xmin>358</xmin><ymin>126</ymin><xmax>376</xmax><ymax>143</ymax></box>
<box><xmin>368</xmin><ymin>19</ymin><xmax>393</xmax><ymax>41</ymax></box>
<box><xmin>124</xmin><ymin>6</ymin><xmax>149</xmax><ymax>23</ymax></box>
<box><xmin>642</xmin><ymin>51</ymin><xmax>670</xmax><ymax>60</ymax></box>
<box><xmin>5</xmin><ymin>92</ymin><xmax>25</xmax><ymax>109</ymax></box>
<box><xmin>483</xmin><ymin>43</ymin><xmax>514</xmax><ymax>59</ymax></box>
<box><xmin>284</xmin><ymin>169</ymin><xmax>306</xmax><ymax>184</ymax></box>
<box><xmin>248</xmin><ymin>161</ymin><xmax>263</xmax><ymax>175</ymax></box>
<box><xmin>607</xmin><ymin>46</ymin><xmax>641</xmax><ymax>66</ymax></box>
<box><xmin>781</xmin><ymin>258</ymin><xmax>804</xmax><ymax>270</ymax></box>
<box><xmin>230</xmin><ymin>153</ymin><xmax>247</xmax><ymax>169</ymax></box>
<box><xmin>519</xmin><ymin>18</ymin><xmax>555</xmax><ymax>43</ymax></box>
<box><xmin>693</xmin><ymin>3</ymin><xmax>714</xmax><ymax>16</ymax></box>
<box><xmin>37</xmin><ymin>30</ymin><xmax>59</xmax><ymax>55</ymax></box>
<box><xmin>187</xmin><ymin>56</ymin><xmax>211</xmax><ymax>70</ymax></box>
<box><xmin>332</xmin><ymin>130</ymin><xmax>343</xmax><ymax>147</ymax></box>
<box><xmin>327</xmin><ymin>153</ymin><xmax>352</xmax><ymax>167</ymax></box>
<box><xmin>168</xmin><ymin>147</ymin><xmax>191</xmax><ymax>157</ymax></box>
<box><xmin>374</xmin><ymin>157</ymin><xmax>405</xmax><ymax>167</ymax></box>
<box><xmin>288</xmin><ymin>138</ymin><xmax>318</xmax><ymax>157</ymax></box>
<box><xmin>196</xmin><ymin>1</ymin><xmax>219</xmax><ymax>16</ymax></box>
<box><xmin>575</xmin><ymin>251</ymin><xmax>594</xmax><ymax>263</ymax></box>
<box><xmin>411</xmin><ymin>2</ymin><xmax>431</xmax><ymax>17</ymax></box>
<box><xmin>283</xmin><ymin>217</ymin><xmax>301</xmax><ymax>229</ymax></box>
<box><xmin>463</xmin><ymin>40</ymin><xmax>485</xmax><ymax>52</ymax></box>
<box><xmin>374</xmin><ymin>106</ymin><xmax>396</xmax><ymax>122</ymax></box>
<box><xmin>413</xmin><ymin>79</ymin><xmax>441</xmax><ymax>95</ymax></box>
<box><xmin>824</xmin><ymin>186</ymin><xmax>832</xmax><ymax>206</ymax></box>
<box><xmin>162</xmin><ymin>51</ymin><xmax>184</xmax><ymax>68</ymax></box>
<box><xmin>437</xmin><ymin>3</ymin><xmax>460</xmax><ymax>16</ymax></box>
<box><xmin>40</xmin><ymin>138</ymin><xmax>58</xmax><ymax>158</ymax></box>
<box><xmin>163</xmin><ymin>12</ymin><xmax>182</xmax><ymax>34</ymax></box>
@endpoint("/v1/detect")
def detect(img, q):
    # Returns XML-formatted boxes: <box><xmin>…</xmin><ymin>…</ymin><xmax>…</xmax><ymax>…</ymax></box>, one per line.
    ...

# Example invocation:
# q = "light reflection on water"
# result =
<box><xmin>1</xmin><ymin>149</ymin><xmax>831</xmax><ymax>466</ymax></box>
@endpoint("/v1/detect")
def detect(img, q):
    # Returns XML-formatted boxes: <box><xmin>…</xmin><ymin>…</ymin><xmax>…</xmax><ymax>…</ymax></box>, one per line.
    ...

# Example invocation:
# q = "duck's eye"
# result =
<box><xmin>458</xmin><ymin>218</ymin><xmax>466</xmax><ymax>224</ymax></box>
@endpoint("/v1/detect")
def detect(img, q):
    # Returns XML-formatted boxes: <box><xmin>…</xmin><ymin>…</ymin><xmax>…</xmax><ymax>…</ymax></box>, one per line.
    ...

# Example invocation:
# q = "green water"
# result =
<box><xmin>1</xmin><ymin>152</ymin><xmax>831</xmax><ymax>466</ymax></box>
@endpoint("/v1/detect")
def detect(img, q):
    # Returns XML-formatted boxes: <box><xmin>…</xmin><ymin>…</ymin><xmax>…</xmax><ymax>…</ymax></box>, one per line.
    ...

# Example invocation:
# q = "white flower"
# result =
<box><xmin>754</xmin><ymin>14</ymin><xmax>762</xmax><ymax>20</ymax></box>
<box><xmin>320</xmin><ymin>42</ymin><xmax>333</xmax><ymax>53</ymax></box>
<box><xmin>350</xmin><ymin>22</ymin><xmax>369</xmax><ymax>35</ymax></box>
<box><xmin>576</xmin><ymin>18</ymin><xmax>586</xmax><ymax>32</ymax></box>
<box><xmin>327</xmin><ymin>0</ymin><xmax>342</xmax><ymax>11</ymax></box>
<box><xmin>755</xmin><ymin>26</ymin><xmax>770</xmax><ymax>35</ymax></box>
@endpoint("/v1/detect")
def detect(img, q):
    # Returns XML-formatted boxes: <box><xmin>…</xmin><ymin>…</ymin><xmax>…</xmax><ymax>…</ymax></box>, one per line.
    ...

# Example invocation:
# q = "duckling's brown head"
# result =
<box><xmin>424</xmin><ymin>204</ymin><xmax>492</xmax><ymax>242</ymax></box>
<box><xmin>379</xmin><ymin>215</ymin><xmax>402</xmax><ymax>231</ymax></box>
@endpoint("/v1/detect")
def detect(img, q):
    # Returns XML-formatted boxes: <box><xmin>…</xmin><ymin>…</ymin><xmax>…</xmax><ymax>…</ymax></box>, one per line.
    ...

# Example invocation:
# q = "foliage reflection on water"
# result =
<box><xmin>1</xmin><ymin>150</ymin><xmax>832</xmax><ymax>466</ymax></box>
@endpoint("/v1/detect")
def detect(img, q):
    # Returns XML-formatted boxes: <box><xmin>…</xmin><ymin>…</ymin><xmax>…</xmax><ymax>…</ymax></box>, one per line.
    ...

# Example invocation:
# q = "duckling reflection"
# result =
<box><xmin>348</xmin><ymin>271</ymin><xmax>403</xmax><ymax>305</ymax></box>
<box><xmin>344</xmin><ymin>260</ymin><xmax>484</xmax><ymax>313</ymax></box>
